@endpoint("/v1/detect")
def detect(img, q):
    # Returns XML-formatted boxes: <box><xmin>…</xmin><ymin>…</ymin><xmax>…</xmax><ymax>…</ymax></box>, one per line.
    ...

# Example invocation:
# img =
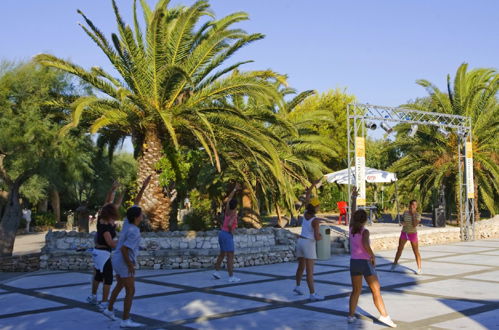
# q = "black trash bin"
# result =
<box><xmin>433</xmin><ymin>207</ymin><xmax>446</xmax><ymax>227</ymax></box>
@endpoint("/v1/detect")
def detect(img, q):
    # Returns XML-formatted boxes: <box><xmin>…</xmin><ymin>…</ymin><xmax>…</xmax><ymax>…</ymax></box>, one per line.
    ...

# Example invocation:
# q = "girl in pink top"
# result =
<box><xmin>213</xmin><ymin>184</ymin><xmax>241</xmax><ymax>283</ymax></box>
<box><xmin>348</xmin><ymin>209</ymin><xmax>396</xmax><ymax>328</ymax></box>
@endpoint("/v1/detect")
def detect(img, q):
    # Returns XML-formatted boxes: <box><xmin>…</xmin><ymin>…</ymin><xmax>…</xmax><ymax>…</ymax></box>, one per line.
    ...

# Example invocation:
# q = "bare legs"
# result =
<box><xmin>349</xmin><ymin>274</ymin><xmax>388</xmax><ymax>317</ymax></box>
<box><xmin>214</xmin><ymin>251</ymin><xmax>235</xmax><ymax>277</ymax></box>
<box><xmin>410</xmin><ymin>241</ymin><xmax>422</xmax><ymax>270</ymax></box>
<box><xmin>107</xmin><ymin>275</ymin><xmax>134</xmax><ymax>320</ymax></box>
<box><xmin>295</xmin><ymin>257</ymin><xmax>316</xmax><ymax>294</ymax></box>
<box><xmin>394</xmin><ymin>237</ymin><xmax>422</xmax><ymax>271</ymax></box>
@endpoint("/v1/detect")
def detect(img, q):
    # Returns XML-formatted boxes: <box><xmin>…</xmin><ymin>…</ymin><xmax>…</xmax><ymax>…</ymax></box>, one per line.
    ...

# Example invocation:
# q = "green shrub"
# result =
<box><xmin>182</xmin><ymin>208</ymin><xmax>213</xmax><ymax>231</ymax></box>
<box><xmin>33</xmin><ymin>212</ymin><xmax>57</xmax><ymax>227</ymax></box>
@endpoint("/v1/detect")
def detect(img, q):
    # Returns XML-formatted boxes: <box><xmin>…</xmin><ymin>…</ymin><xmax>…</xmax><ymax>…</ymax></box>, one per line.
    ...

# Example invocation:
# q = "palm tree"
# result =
<box><xmin>390</xmin><ymin>63</ymin><xmax>499</xmax><ymax>220</ymax></box>
<box><xmin>35</xmin><ymin>0</ymin><xmax>280</xmax><ymax>230</ymax></box>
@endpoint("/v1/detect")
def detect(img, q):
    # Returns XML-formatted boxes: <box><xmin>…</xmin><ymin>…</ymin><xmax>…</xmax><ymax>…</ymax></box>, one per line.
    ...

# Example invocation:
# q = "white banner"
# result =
<box><xmin>355</xmin><ymin>137</ymin><xmax>366</xmax><ymax>206</ymax></box>
<box><xmin>465</xmin><ymin>142</ymin><xmax>474</xmax><ymax>199</ymax></box>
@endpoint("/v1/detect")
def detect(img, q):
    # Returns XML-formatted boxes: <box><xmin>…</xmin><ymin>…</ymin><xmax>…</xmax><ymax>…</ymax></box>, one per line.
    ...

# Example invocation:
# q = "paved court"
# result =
<box><xmin>1</xmin><ymin>240</ymin><xmax>499</xmax><ymax>329</ymax></box>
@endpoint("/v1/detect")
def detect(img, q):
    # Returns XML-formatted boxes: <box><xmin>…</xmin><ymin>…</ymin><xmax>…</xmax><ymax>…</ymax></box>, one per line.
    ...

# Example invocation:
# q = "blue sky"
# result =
<box><xmin>1</xmin><ymin>0</ymin><xmax>498</xmax><ymax>105</ymax></box>
<box><xmin>1</xmin><ymin>0</ymin><xmax>497</xmax><ymax>148</ymax></box>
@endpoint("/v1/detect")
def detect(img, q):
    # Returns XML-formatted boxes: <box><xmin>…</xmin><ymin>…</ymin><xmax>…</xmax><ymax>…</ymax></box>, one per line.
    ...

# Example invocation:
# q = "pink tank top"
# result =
<box><xmin>349</xmin><ymin>227</ymin><xmax>370</xmax><ymax>260</ymax></box>
<box><xmin>222</xmin><ymin>211</ymin><xmax>237</xmax><ymax>232</ymax></box>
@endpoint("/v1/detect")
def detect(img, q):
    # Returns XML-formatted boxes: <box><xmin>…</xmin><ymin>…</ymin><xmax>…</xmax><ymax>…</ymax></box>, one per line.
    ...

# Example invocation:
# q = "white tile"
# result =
<box><xmin>150</xmin><ymin>270</ymin><xmax>271</xmax><ymax>288</ymax></box>
<box><xmin>377</xmin><ymin>260</ymin><xmax>490</xmax><ymax>277</ymax></box>
<box><xmin>433</xmin><ymin>309</ymin><xmax>499</xmax><ymax>329</ymax></box>
<box><xmin>216</xmin><ymin>279</ymin><xmax>348</xmax><ymax>302</ymax></box>
<box><xmin>407</xmin><ymin>278</ymin><xmax>499</xmax><ymax>301</ymax></box>
<box><xmin>36</xmin><ymin>280</ymin><xmax>180</xmax><ymax>303</ymax></box>
<box><xmin>127</xmin><ymin>292</ymin><xmax>268</xmax><ymax>323</ymax></box>
<box><xmin>0</xmin><ymin>293</ymin><xmax>63</xmax><ymax>316</ymax></box>
<box><xmin>0</xmin><ymin>307</ymin><xmax>117</xmax><ymax>330</ymax></box>
<box><xmin>433</xmin><ymin>254</ymin><xmax>499</xmax><ymax>267</ymax></box>
<box><xmin>463</xmin><ymin>270</ymin><xmax>499</xmax><ymax>282</ymax></box>
<box><xmin>6</xmin><ymin>272</ymin><xmax>92</xmax><ymax>289</ymax></box>
<box><xmin>186</xmin><ymin>307</ymin><xmax>359</xmax><ymax>330</ymax></box>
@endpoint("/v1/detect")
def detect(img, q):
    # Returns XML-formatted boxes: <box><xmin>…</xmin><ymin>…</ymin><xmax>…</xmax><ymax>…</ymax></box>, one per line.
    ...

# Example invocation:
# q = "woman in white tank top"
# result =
<box><xmin>293</xmin><ymin>198</ymin><xmax>324</xmax><ymax>301</ymax></box>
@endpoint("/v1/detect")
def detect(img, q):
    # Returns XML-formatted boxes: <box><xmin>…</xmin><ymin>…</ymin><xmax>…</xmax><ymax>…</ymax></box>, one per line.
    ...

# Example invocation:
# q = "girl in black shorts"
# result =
<box><xmin>88</xmin><ymin>203</ymin><xmax>118</xmax><ymax>310</ymax></box>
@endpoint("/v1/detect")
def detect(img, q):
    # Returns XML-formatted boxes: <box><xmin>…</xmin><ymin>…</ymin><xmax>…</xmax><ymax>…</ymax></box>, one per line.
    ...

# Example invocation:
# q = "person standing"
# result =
<box><xmin>391</xmin><ymin>200</ymin><xmax>422</xmax><ymax>274</ymax></box>
<box><xmin>348</xmin><ymin>209</ymin><xmax>397</xmax><ymax>327</ymax></box>
<box><xmin>103</xmin><ymin>206</ymin><xmax>144</xmax><ymax>328</ymax></box>
<box><xmin>87</xmin><ymin>203</ymin><xmax>119</xmax><ymax>310</ymax></box>
<box><xmin>213</xmin><ymin>183</ymin><xmax>241</xmax><ymax>283</ymax></box>
<box><xmin>22</xmin><ymin>208</ymin><xmax>32</xmax><ymax>233</ymax></box>
<box><xmin>76</xmin><ymin>201</ymin><xmax>90</xmax><ymax>233</ymax></box>
<box><xmin>293</xmin><ymin>197</ymin><xmax>324</xmax><ymax>301</ymax></box>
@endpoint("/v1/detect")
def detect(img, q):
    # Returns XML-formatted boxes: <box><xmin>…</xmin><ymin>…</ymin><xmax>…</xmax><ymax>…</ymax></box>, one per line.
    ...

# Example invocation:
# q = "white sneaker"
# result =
<box><xmin>212</xmin><ymin>271</ymin><xmax>221</xmax><ymax>280</ymax></box>
<box><xmin>293</xmin><ymin>286</ymin><xmax>305</xmax><ymax>295</ymax></box>
<box><xmin>347</xmin><ymin>315</ymin><xmax>356</xmax><ymax>323</ymax></box>
<box><xmin>97</xmin><ymin>301</ymin><xmax>108</xmax><ymax>311</ymax></box>
<box><xmin>102</xmin><ymin>308</ymin><xmax>116</xmax><ymax>321</ymax></box>
<box><xmin>228</xmin><ymin>276</ymin><xmax>241</xmax><ymax>283</ymax></box>
<box><xmin>378</xmin><ymin>315</ymin><xmax>397</xmax><ymax>328</ymax></box>
<box><xmin>417</xmin><ymin>268</ymin><xmax>423</xmax><ymax>275</ymax></box>
<box><xmin>120</xmin><ymin>318</ymin><xmax>143</xmax><ymax>328</ymax></box>
<box><xmin>309</xmin><ymin>293</ymin><xmax>324</xmax><ymax>301</ymax></box>
<box><xmin>390</xmin><ymin>263</ymin><xmax>397</xmax><ymax>272</ymax></box>
<box><xmin>86</xmin><ymin>294</ymin><xmax>98</xmax><ymax>305</ymax></box>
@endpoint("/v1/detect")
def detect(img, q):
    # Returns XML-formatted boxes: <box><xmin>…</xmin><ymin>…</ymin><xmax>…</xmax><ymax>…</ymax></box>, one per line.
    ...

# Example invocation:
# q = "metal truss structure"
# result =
<box><xmin>347</xmin><ymin>103</ymin><xmax>475</xmax><ymax>241</ymax></box>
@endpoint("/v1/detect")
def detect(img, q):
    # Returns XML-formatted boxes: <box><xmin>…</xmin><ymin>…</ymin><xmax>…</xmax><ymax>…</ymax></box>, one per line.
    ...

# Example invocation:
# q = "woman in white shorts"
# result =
<box><xmin>293</xmin><ymin>198</ymin><xmax>323</xmax><ymax>301</ymax></box>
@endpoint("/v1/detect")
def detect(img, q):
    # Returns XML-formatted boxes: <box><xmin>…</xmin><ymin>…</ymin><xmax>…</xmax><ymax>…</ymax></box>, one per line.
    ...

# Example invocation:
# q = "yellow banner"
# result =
<box><xmin>355</xmin><ymin>137</ymin><xmax>365</xmax><ymax>157</ymax></box>
<box><xmin>355</xmin><ymin>137</ymin><xmax>366</xmax><ymax>206</ymax></box>
<box><xmin>465</xmin><ymin>142</ymin><xmax>474</xmax><ymax>199</ymax></box>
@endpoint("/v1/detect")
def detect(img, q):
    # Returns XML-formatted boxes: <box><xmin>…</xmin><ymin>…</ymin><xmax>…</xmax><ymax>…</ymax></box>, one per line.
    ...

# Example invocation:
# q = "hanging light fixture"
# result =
<box><xmin>380</xmin><ymin>122</ymin><xmax>393</xmax><ymax>134</ymax></box>
<box><xmin>365</xmin><ymin>121</ymin><xmax>377</xmax><ymax>130</ymax></box>
<box><xmin>408</xmin><ymin>124</ymin><xmax>418</xmax><ymax>138</ymax></box>
<box><xmin>437</xmin><ymin>126</ymin><xmax>450</xmax><ymax>138</ymax></box>
<box><xmin>457</xmin><ymin>128</ymin><xmax>468</xmax><ymax>138</ymax></box>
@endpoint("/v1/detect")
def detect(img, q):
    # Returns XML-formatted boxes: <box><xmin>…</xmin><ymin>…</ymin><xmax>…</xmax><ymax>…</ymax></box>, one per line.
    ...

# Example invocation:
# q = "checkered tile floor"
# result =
<box><xmin>1</xmin><ymin>240</ymin><xmax>499</xmax><ymax>329</ymax></box>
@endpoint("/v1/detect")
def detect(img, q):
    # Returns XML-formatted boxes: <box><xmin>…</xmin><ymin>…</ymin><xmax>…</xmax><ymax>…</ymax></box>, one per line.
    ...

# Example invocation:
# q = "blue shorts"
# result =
<box><xmin>218</xmin><ymin>230</ymin><xmax>234</xmax><ymax>252</ymax></box>
<box><xmin>350</xmin><ymin>259</ymin><xmax>376</xmax><ymax>276</ymax></box>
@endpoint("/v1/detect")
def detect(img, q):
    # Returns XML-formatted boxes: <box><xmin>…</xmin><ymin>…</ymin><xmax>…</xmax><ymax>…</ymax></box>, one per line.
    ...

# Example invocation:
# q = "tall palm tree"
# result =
<box><xmin>35</xmin><ymin>0</ymin><xmax>280</xmax><ymax>230</ymax></box>
<box><xmin>390</xmin><ymin>63</ymin><xmax>499</xmax><ymax>220</ymax></box>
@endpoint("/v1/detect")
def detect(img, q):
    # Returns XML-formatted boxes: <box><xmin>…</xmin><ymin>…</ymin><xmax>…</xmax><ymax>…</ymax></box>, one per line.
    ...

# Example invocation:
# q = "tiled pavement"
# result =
<box><xmin>1</xmin><ymin>240</ymin><xmax>499</xmax><ymax>329</ymax></box>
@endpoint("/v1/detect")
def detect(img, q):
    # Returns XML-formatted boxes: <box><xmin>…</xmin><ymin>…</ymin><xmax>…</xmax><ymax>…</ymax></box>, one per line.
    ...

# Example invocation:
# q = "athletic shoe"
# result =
<box><xmin>293</xmin><ymin>286</ymin><xmax>305</xmax><ymax>295</ymax></box>
<box><xmin>86</xmin><ymin>294</ymin><xmax>98</xmax><ymax>305</ymax></box>
<box><xmin>212</xmin><ymin>271</ymin><xmax>221</xmax><ymax>280</ymax></box>
<box><xmin>97</xmin><ymin>301</ymin><xmax>108</xmax><ymax>311</ymax></box>
<box><xmin>120</xmin><ymin>318</ymin><xmax>143</xmax><ymax>328</ymax></box>
<box><xmin>417</xmin><ymin>268</ymin><xmax>423</xmax><ymax>275</ymax></box>
<box><xmin>228</xmin><ymin>276</ymin><xmax>241</xmax><ymax>283</ymax></box>
<box><xmin>378</xmin><ymin>315</ymin><xmax>397</xmax><ymax>328</ymax></box>
<box><xmin>390</xmin><ymin>263</ymin><xmax>397</xmax><ymax>272</ymax></box>
<box><xmin>347</xmin><ymin>315</ymin><xmax>356</xmax><ymax>323</ymax></box>
<box><xmin>102</xmin><ymin>308</ymin><xmax>116</xmax><ymax>321</ymax></box>
<box><xmin>309</xmin><ymin>293</ymin><xmax>324</xmax><ymax>301</ymax></box>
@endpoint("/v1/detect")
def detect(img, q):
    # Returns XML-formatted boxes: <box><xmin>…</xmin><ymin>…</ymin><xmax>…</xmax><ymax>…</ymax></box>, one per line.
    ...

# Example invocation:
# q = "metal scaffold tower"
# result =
<box><xmin>347</xmin><ymin>103</ymin><xmax>475</xmax><ymax>241</ymax></box>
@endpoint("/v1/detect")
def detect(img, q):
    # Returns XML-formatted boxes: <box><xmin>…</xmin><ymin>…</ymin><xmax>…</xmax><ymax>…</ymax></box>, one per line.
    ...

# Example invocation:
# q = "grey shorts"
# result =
<box><xmin>350</xmin><ymin>259</ymin><xmax>376</xmax><ymax>276</ymax></box>
<box><xmin>296</xmin><ymin>238</ymin><xmax>317</xmax><ymax>259</ymax></box>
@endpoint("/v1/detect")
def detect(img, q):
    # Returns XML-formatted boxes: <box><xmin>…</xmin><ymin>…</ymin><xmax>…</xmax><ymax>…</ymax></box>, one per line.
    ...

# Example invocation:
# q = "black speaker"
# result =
<box><xmin>433</xmin><ymin>207</ymin><xmax>446</xmax><ymax>227</ymax></box>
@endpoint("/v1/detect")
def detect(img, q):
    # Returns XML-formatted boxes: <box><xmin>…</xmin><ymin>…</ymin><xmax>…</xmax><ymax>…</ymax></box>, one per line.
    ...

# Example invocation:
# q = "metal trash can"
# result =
<box><xmin>316</xmin><ymin>225</ymin><xmax>331</xmax><ymax>260</ymax></box>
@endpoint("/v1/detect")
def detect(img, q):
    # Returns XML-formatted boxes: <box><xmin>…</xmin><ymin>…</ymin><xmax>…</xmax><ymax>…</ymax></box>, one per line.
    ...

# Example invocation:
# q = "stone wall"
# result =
<box><xmin>0</xmin><ymin>253</ymin><xmax>41</xmax><ymax>272</ymax></box>
<box><xmin>40</xmin><ymin>228</ymin><xmax>297</xmax><ymax>271</ymax></box>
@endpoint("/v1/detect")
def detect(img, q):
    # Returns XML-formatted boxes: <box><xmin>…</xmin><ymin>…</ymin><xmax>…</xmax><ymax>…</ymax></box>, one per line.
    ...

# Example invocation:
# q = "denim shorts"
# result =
<box><xmin>218</xmin><ymin>230</ymin><xmax>235</xmax><ymax>252</ymax></box>
<box><xmin>350</xmin><ymin>259</ymin><xmax>376</xmax><ymax>276</ymax></box>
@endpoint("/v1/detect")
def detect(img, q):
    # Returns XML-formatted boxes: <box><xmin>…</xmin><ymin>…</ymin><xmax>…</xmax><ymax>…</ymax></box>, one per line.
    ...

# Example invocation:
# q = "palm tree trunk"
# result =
<box><xmin>137</xmin><ymin>129</ymin><xmax>171</xmax><ymax>231</ymax></box>
<box><xmin>0</xmin><ymin>180</ymin><xmax>23</xmax><ymax>257</ymax></box>
<box><xmin>241</xmin><ymin>184</ymin><xmax>261</xmax><ymax>228</ymax></box>
<box><xmin>50</xmin><ymin>187</ymin><xmax>61</xmax><ymax>223</ymax></box>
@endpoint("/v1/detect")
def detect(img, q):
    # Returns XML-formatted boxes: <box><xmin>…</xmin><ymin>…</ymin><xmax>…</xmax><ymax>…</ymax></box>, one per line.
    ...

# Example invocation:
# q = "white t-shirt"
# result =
<box><xmin>22</xmin><ymin>209</ymin><xmax>32</xmax><ymax>222</ymax></box>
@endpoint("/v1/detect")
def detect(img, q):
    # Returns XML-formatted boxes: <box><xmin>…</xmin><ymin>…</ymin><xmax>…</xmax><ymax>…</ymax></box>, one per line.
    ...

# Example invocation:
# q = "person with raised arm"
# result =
<box><xmin>293</xmin><ymin>178</ymin><xmax>325</xmax><ymax>301</ymax></box>
<box><xmin>212</xmin><ymin>183</ymin><xmax>242</xmax><ymax>282</ymax></box>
